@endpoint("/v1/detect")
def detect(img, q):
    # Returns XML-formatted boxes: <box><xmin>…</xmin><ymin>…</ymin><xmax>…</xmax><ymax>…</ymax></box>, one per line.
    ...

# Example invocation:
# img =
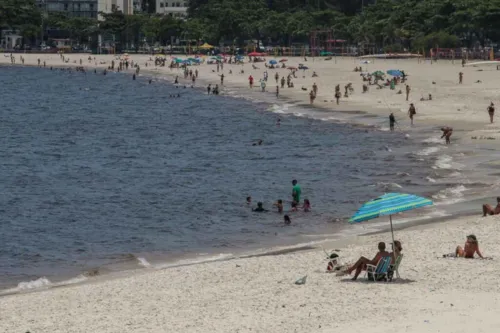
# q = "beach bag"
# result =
<box><xmin>326</xmin><ymin>253</ymin><xmax>340</xmax><ymax>271</ymax></box>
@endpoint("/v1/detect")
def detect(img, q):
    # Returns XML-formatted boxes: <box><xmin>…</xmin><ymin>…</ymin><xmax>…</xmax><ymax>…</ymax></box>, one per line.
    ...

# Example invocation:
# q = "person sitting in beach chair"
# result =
<box><xmin>344</xmin><ymin>242</ymin><xmax>390</xmax><ymax>280</ymax></box>
<box><xmin>387</xmin><ymin>240</ymin><xmax>403</xmax><ymax>281</ymax></box>
<box><xmin>482</xmin><ymin>197</ymin><xmax>500</xmax><ymax>216</ymax></box>
<box><xmin>456</xmin><ymin>235</ymin><xmax>483</xmax><ymax>259</ymax></box>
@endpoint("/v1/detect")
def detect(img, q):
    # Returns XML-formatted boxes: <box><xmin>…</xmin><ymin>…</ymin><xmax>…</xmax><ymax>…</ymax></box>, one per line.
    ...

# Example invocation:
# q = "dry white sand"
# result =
<box><xmin>1</xmin><ymin>215</ymin><xmax>500</xmax><ymax>333</ymax></box>
<box><xmin>2</xmin><ymin>53</ymin><xmax>500</xmax><ymax>332</ymax></box>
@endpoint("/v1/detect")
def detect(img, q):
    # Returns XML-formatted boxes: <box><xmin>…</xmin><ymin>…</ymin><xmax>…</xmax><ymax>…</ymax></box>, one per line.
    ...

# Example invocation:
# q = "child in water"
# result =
<box><xmin>273</xmin><ymin>200</ymin><xmax>284</xmax><ymax>213</ymax></box>
<box><xmin>253</xmin><ymin>202</ymin><xmax>267</xmax><ymax>212</ymax></box>
<box><xmin>246</xmin><ymin>196</ymin><xmax>252</xmax><ymax>205</ymax></box>
<box><xmin>284</xmin><ymin>215</ymin><xmax>291</xmax><ymax>225</ymax></box>
<box><xmin>302</xmin><ymin>199</ymin><xmax>311</xmax><ymax>212</ymax></box>
<box><xmin>291</xmin><ymin>201</ymin><xmax>298</xmax><ymax>212</ymax></box>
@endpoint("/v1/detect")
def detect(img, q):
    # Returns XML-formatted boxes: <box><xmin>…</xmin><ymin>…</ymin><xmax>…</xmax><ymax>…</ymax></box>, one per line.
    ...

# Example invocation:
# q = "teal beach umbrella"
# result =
<box><xmin>349</xmin><ymin>193</ymin><xmax>433</xmax><ymax>244</ymax></box>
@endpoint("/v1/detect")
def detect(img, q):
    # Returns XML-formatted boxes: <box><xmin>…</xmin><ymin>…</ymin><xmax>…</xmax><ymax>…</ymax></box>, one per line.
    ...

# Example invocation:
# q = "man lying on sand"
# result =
<box><xmin>483</xmin><ymin>197</ymin><xmax>500</xmax><ymax>216</ymax></box>
<box><xmin>343</xmin><ymin>242</ymin><xmax>390</xmax><ymax>280</ymax></box>
<box><xmin>456</xmin><ymin>235</ymin><xmax>483</xmax><ymax>259</ymax></box>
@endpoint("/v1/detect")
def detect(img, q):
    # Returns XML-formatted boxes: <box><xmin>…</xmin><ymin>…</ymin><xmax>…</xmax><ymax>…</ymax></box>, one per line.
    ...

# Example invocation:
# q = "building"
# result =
<box><xmin>37</xmin><ymin>0</ymin><xmax>99</xmax><ymax>18</ymax></box>
<box><xmin>155</xmin><ymin>0</ymin><xmax>188</xmax><ymax>18</ymax></box>
<box><xmin>98</xmin><ymin>0</ymin><xmax>134</xmax><ymax>15</ymax></box>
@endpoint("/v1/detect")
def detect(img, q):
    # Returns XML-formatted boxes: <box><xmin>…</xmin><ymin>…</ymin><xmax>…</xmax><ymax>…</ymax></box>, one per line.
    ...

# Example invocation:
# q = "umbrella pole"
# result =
<box><xmin>389</xmin><ymin>215</ymin><xmax>395</xmax><ymax>249</ymax></box>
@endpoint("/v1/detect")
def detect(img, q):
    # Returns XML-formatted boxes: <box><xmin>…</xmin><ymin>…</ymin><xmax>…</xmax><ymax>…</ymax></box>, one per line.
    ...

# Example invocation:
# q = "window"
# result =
<box><xmin>176</xmin><ymin>2</ymin><xmax>180</xmax><ymax>6</ymax></box>
<box><xmin>64</xmin><ymin>3</ymin><xmax>68</xmax><ymax>10</ymax></box>
<box><xmin>160</xmin><ymin>2</ymin><xmax>164</xmax><ymax>7</ymax></box>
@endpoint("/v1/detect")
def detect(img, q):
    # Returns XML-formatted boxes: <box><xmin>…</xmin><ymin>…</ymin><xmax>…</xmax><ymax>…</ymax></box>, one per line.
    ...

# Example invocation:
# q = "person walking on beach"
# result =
<box><xmin>261</xmin><ymin>80</ymin><xmax>266</xmax><ymax>92</ymax></box>
<box><xmin>249</xmin><ymin>75</ymin><xmax>254</xmax><ymax>89</ymax></box>
<box><xmin>405</xmin><ymin>84</ymin><xmax>411</xmax><ymax>101</ymax></box>
<box><xmin>220</xmin><ymin>73</ymin><xmax>224</xmax><ymax>85</ymax></box>
<box><xmin>335</xmin><ymin>90</ymin><xmax>341</xmax><ymax>105</ymax></box>
<box><xmin>313</xmin><ymin>82</ymin><xmax>318</xmax><ymax>96</ymax></box>
<box><xmin>207</xmin><ymin>84</ymin><xmax>211</xmax><ymax>95</ymax></box>
<box><xmin>487</xmin><ymin>102</ymin><xmax>495</xmax><ymax>123</ymax></box>
<box><xmin>276</xmin><ymin>85</ymin><xmax>279</xmax><ymax>98</ymax></box>
<box><xmin>281</xmin><ymin>76</ymin><xmax>285</xmax><ymax>88</ymax></box>
<box><xmin>292</xmin><ymin>179</ymin><xmax>301</xmax><ymax>204</ymax></box>
<box><xmin>408</xmin><ymin>103</ymin><xmax>416</xmax><ymax>126</ymax></box>
<box><xmin>440</xmin><ymin>126</ymin><xmax>453</xmax><ymax>144</ymax></box>
<box><xmin>459</xmin><ymin>72</ymin><xmax>463</xmax><ymax>84</ymax></box>
<box><xmin>389</xmin><ymin>113</ymin><xmax>396</xmax><ymax>131</ymax></box>
<box><xmin>275</xmin><ymin>72</ymin><xmax>279</xmax><ymax>83</ymax></box>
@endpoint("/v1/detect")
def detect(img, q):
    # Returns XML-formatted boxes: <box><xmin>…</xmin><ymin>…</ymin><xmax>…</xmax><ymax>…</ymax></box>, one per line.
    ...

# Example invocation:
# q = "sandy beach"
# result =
<box><xmin>1</xmin><ymin>214</ymin><xmax>500</xmax><ymax>333</ymax></box>
<box><xmin>2</xmin><ymin>53</ymin><xmax>500</xmax><ymax>332</ymax></box>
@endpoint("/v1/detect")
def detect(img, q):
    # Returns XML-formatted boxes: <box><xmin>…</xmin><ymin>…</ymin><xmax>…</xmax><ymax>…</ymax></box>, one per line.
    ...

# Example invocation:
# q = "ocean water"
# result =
<box><xmin>0</xmin><ymin>66</ymin><xmax>447</xmax><ymax>290</ymax></box>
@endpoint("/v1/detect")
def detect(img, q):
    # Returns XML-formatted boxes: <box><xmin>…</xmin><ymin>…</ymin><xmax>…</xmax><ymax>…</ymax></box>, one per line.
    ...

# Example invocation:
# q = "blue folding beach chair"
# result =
<box><xmin>365</xmin><ymin>256</ymin><xmax>391</xmax><ymax>282</ymax></box>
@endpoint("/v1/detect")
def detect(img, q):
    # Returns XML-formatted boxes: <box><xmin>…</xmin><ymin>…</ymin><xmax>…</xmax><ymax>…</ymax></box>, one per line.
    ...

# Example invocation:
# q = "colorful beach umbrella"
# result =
<box><xmin>349</xmin><ymin>193</ymin><xmax>433</xmax><ymax>244</ymax></box>
<box><xmin>387</xmin><ymin>69</ymin><xmax>403</xmax><ymax>77</ymax></box>
<box><xmin>372</xmin><ymin>70</ymin><xmax>385</xmax><ymax>77</ymax></box>
<box><xmin>269</xmin><ymin>59</ymin><xmax>277</xmax><ymax>65</ymax></box>
<box><xmin>280</xmin><ymin>59</ymin><xmax>288</xmax><ymax>62</ymax></box>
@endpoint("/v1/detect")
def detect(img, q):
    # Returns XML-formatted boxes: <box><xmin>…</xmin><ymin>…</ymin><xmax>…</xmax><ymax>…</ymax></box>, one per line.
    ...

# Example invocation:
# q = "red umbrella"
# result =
<box><xmin>287</xmin><ymin>66</ymin><xmax>297</xmax><ymax>70</ymax></box>
<box><xmin>279</xmin><ymin>59</ymin><xmax>288</xmax><ymax>62</ymax></box>
<box><xmin>248</xmin><ymin>52</ymin><xmax>266</xmax><ymax>56</ymax></box>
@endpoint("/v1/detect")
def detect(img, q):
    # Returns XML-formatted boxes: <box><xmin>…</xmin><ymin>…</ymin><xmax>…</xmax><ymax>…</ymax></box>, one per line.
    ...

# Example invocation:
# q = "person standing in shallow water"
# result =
<box><xmin>459</xmin><ymin>72</ymin><xmax>463</xmax><ymax>84</ymax></box>
<box><xmin>440</xmin><ymin>127</ymin><xmax>453</xmax><ymax>145</ymax></box>
<box><xmin>408</xmin><ymin>103</ymin><xmax>416</xmax><ymax>126</ymax></box>
<box><xmin>292</xmin><ymin>180</ymin><xmax>301</xmax><ymax>204</ymax></box>
<box><xmin>389</xmin><ymin>113</ymin><xmax>396</xmax><ymax>131</ymax></box>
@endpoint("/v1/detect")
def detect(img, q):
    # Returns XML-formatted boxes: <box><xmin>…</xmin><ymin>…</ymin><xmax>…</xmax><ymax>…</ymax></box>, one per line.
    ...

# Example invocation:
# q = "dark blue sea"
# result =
<box><xmin>0</xmin><ymin>65</ymin><xmax>442</xmax><ymax>290</ymax></box>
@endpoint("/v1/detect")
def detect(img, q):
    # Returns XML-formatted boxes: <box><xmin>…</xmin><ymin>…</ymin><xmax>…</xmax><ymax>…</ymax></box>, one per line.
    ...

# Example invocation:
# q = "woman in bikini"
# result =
<box><xmin>456</xmin><ymin>235</ymin><xmax>484</xmax><ymax>259</ymax></box>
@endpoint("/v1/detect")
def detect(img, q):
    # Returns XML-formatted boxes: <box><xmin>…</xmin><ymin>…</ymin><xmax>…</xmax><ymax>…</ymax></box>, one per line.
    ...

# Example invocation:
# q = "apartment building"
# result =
<box><xmin>155</xmin><ymin>0</ymin><xmax>188</xmax><ymax>18</ymax></box>
<box><xmin>37</xmin><ymin>0</ymin><xmax>99</xmax><ymax>18</ymax></box>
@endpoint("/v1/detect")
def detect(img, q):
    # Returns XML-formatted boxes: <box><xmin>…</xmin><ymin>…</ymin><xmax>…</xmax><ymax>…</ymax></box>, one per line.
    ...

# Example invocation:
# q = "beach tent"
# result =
<box><xmin>199</xmin><ymin>43</ymin><xmax>214</xmax><ymax>49</ymax></box>
<box><xmin>349</xmin><ymin>193</ymin><xmax>433</xmax><ymax>245</ymax></box>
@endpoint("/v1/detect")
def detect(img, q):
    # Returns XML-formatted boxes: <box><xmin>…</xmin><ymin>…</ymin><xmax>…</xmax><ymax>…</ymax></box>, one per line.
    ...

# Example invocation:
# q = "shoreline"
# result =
<box><xmin>1</xmin><ymin>55</ymin><xmax>498</xmax><ymax>294</ymax></box>
<box><xmin>2</xmin><ymin>54</ymin><xmax>500</xmax><ymax>332</ymax></box>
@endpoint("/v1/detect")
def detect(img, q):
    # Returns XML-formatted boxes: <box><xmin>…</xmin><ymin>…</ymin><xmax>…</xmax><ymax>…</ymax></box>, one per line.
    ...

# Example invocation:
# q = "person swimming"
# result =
<box><xmin>252</xmin><ymin>139</ymin><xmax>263</xmax><ymax>146</ymax></box>
<box><xmin>302</xmin><ymin>199</ymin><xmax>311</xmax><ymax>212</ymax></box>
<box><xmin>273</xmin><ymin>200</ymin><xmax>284</xmax><ymax>213</ymax></box>
<box><xmin>246</xmin><ymin>196</ymin><xmax>252</xmax><ymax>205</ymax></box>
<box><xmin>253</xmin><ymin>202</ymin><xmax>267</xmax><ymax>212</ymax></box>
<box><xmin>284</xmin><ymin>215</ymin><xmax>291</xmax><ymax>225</ymax></box>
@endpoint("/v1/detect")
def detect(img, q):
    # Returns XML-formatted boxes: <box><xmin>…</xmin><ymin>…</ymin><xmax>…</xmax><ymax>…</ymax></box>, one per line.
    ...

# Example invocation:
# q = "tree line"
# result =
<box><xmin>1</xmin><ymin>0</ymin><xmax>500</xmax><ymax>51</ymax></box>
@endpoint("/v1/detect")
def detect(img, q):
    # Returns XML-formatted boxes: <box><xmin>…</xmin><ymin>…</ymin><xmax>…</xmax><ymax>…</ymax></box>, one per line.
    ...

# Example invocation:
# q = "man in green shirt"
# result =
<box><xmin>292</xmin><ymin>179</ymin><xmax>302</xmax><ymax>204</ymax></box>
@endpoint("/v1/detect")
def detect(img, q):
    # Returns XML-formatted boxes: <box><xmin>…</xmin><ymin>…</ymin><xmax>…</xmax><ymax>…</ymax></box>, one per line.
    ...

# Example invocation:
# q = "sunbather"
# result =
<box><xmin>456</xmin><ymin>235</ymin><xmax>483</xmax><ymax>259</ymax></box>
<box><xmin>344</xmin><ymin>242</ymin><xmax>390</xmax><ymax>280</ymax></box>
<box><xmin>482</xmin><ymin>197</ymin><xmax>500</xmax><ymax>216</ymax></box>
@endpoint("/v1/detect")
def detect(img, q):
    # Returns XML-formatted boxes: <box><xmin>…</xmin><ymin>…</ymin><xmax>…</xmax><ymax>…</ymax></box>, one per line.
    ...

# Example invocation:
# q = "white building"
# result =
<box><xmin>155</xmin><ymin>0</ymin><xmax>188</xmax><ymax>18</ymax></box>
<box><xmin>98</xmin><ymin>0</ymin><xmax>134</xmax><ymax>15</ymax></box>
